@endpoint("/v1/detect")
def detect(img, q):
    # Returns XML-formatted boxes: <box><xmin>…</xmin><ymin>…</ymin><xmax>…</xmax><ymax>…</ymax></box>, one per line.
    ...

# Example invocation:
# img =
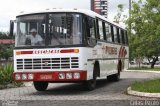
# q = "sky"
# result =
<box><xmin>0</xmin><ymin>0</ymin><xmax>130</xmax><ymax>32</ymax></box>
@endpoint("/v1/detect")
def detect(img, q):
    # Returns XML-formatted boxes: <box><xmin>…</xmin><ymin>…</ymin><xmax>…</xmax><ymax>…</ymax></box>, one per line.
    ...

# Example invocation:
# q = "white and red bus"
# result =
<box><xmin>12</xmin><ymin>9</ymin><xmax>129</xmax><ymax>91</ymax></box>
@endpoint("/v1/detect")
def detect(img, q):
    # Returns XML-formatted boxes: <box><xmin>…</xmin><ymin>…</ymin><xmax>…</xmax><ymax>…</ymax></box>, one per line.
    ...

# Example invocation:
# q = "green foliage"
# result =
<box><xmin>0</xmin><ymin>31</ymin><xmax>14</xmax><ymax>61</ymax></box>
<box><xmin>0</xmin><ymin>64</ymin><xmax>23</xmax><ymax>88</ymax></box>
<box><xmin>131</xmin><ymin>79</ymin><xmax>160</xmax><ymax>93</ymax></box>
<box><xmin>126</xmin><ymin>0</ymin><xmax>160</xmax><ymax>68</ymax></box>
<box><xmin>0</xmin><ymin>32</ymin><xmax>15</xmax><ymax>39</ymax></box>
<box><xmin>0</xmin><ymin>44</ymin><xmax>13</xmax><ymax>61</ymax></box>
<box><xmin>0</xmin><ymin>64</ymin><xmax>13</xmax><ymax>85</ymax></box>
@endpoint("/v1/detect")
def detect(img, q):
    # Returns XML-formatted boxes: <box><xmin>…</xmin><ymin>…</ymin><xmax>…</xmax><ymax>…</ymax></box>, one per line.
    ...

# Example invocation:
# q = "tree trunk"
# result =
<box><xmin>151</xmin><ymin>62</ymin><xmax>155</xmax><ymax>68</ymax></box>
<box><xmin>151</xmin><ymin>56</ymin><xmax>158</xmax><ymax>69</ymax></box>
<box><xmin>138</xmin><ymin>62</ymin><xmax>141</xmax><ymax>69</ymax></box>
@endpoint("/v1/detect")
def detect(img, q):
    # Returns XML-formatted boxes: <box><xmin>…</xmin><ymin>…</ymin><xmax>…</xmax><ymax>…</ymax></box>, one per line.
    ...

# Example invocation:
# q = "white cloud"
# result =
<box><xmin>0</xmin><ymin>0</ymin><xmax>130</xmax><ymax>32</ymax></box>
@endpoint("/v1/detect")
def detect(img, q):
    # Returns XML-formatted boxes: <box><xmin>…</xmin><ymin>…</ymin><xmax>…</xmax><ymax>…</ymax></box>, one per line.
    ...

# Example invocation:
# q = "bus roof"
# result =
<box><xmin>17</xmin><ymin>8</ymin><xmax>125</xmax><ymax>29</ymax></box>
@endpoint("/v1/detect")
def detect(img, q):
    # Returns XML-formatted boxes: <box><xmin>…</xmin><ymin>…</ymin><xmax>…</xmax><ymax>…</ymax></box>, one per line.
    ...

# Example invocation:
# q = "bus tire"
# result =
<box><xmin>85</xmin><ymin>75</ymin><xmax>97</xmax><ymax>91</ymax></box>
<box><xmin>107</xmin><ymin>72</ymin><xmax>120</xmax><ymax>81</ymax></box>
<box><xmin>33</xmin><ymin>81</ymin><xmax>48</xmax><ymax>91</ymax></box>
<box><xmin>84</xmin><ymin>63</ymin><xmax>99</xmax><ymax>91</ymax></box>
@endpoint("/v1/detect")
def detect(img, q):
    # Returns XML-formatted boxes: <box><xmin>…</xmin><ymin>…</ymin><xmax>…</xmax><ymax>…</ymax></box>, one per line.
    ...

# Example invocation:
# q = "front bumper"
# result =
<box><xmin>13</xmin><ymin>70</ymin><xmax>87</xmax><ymax>82</ymax></box>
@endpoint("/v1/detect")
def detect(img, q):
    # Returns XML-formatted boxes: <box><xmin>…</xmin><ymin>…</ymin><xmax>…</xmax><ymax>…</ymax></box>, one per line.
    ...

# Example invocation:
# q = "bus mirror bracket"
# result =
<box><xmin>9</xmin><ymin>20</ymin><xmax>16</xmax><ymax>36</ymax></box>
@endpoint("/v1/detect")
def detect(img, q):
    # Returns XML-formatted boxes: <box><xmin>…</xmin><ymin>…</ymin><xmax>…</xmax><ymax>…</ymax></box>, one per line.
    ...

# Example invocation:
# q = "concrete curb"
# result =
<box><xmin>127</xmin><ymin>87</ymin><xmax>160</xmax><ymax>98</ymax></box>
<box><xmin>124</xmin><ymin>70</ymin><xmax>160</xmax><ymax>73</ymax></box>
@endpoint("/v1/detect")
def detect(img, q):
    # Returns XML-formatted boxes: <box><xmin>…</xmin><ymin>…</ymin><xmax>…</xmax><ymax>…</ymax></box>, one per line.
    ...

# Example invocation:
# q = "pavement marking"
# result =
<box><xmin>124</xmin><ymin>70</ymin><xmax>160</xmax><ymax>73</ymax></box>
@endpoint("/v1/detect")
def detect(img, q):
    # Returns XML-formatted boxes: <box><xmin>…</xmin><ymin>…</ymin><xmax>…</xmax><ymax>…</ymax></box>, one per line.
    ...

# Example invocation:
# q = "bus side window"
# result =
<box><xmin>88</xmin><ymin>19</ymin><xmax>95</xmax><ymax>39</ymax></box>
<box><xmin>117</xmin><ymin>27</ymin><xmax>120</xmax><ymax>43</ymax></box>
<box><xmin>113</xmin><ymin>26</ymin><xmax>118</xmax><ymax>43</ymax></box>
<box><xmin>96</xmin><ymin>19</ymin><xmax>100</xmax><ymax>39</ymax></box>
<box><xmin>124</xmin><ymin>31</ymin><xmax>128</xmax><ymax>45</ymax></box>
<box><xmin>111</xmin><ymin>25</ymin><xmax>114</xmax><ymax>42</ymax></box>
<box><xmin>121</xmin><ymin>29</ymin><xmax>125</xmax><ymax>44</ymax></box>
<box><xmin>86</xmin><ymin>17</ymin><xmax>96</xmax><ymax>46</ymax></box>
<box><xmin>102</xmin><ymin>22</ymin><xmax>106</xmax><ymax>40</ymax></box>
<box><xmin>105</xmin><ymin>23</ymin><xmax>112</xmax><ymax>42</ymax></box>
<box><xmin>98</xmin><ymin>20</ymin><xmax>104</xmax><ymax>40</ymax></box>
<box><xmin>118</xmin><ymin>28</ymin><xmax>124</xmax><ymax>44</ymax></box>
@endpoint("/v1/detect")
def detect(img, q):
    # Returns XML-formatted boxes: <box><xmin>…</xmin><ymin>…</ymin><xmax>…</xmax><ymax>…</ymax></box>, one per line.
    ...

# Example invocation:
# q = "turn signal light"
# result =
<box><xmin>60</xmin><ymin>49</ymin><xmax>79</xmax><ymax>53</ymax></box>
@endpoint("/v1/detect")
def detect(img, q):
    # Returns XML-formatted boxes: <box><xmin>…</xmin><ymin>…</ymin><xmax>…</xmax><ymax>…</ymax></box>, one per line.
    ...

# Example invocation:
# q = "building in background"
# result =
<box><xmin>91</xmin><ymin>0</ymin><xmax>108</xmax><ymax>18</ymax></box>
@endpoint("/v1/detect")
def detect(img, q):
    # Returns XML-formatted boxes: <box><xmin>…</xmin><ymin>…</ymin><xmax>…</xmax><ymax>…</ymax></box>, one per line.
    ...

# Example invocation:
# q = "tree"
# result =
<box><xmin>0</xmin><ymin>44</ymin><xmax>13</xmax><ymax>61</ymax></box>
<box><xmin>127</xmin><ymin>0</ymin><xmax>160</xmax><ymax>68</ymax></box>
<box><xmin>0</xmin><ymin>32</ymin><xmax>14</xmax><ymax>61</ymax></box>
<box><xmin>0</xmin><ymin>32</ymin><xmax>15</xmax><ymax>39</ymax></box>
<box><xmin>114</xmin><ymin>4</ymin><xmax>127</xmax><ymax>24</ymax></box>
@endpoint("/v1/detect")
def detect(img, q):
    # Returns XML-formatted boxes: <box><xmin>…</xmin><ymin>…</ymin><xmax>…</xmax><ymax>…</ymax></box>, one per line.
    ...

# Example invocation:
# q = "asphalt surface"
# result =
<box><xmin>0</xmin><ymin>71</ymin><xmax>160</xmax><ymax>106</ymax></box>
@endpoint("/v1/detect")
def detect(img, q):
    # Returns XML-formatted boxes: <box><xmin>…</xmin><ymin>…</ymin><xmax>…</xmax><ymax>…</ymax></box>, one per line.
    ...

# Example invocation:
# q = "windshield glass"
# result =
<box><xmin>47</xmin><ymin>13</ymin><xmax>82</xmax><ymax>46</ymax></box>
<box><xmin>16</xmin><ymin>13</ymin><xmax>83</xmax><ymax>47</ymax></box>
<box><xmin>16</xmin><ymin>14</ymin><xmax>46</xmax><ymax>47</ymax></box>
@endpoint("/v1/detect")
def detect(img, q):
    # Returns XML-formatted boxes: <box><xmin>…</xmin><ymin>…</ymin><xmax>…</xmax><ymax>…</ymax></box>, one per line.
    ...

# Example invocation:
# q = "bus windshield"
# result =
<box><xmin>16</xmin><ymin>14</ymin><xmax>46</xmax><ymax>47</ymax></box>
<box><xmin>16</xmin><ymin>13</ymin><xmax>83</xmax><ymax>47</ymax></box>
<box><xmin>47</xmin><ymin>13</ymin><xmax>83</xmax><ymax>46</ymax></box>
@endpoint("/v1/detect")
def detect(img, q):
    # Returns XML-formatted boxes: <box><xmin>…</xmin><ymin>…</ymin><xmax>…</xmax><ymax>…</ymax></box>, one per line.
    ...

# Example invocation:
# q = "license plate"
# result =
<box><xmin>40</xmin><ymin>74</ymin><xmax>53</xmax><ymax>80</ymax></box>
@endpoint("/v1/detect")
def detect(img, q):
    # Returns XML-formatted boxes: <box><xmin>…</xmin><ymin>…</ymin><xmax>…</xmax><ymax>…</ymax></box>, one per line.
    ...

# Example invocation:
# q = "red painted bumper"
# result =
<box><xmin>13</xmin><ymin>70</ymin><xmax>87</xmax><ymax>82</ymax></box>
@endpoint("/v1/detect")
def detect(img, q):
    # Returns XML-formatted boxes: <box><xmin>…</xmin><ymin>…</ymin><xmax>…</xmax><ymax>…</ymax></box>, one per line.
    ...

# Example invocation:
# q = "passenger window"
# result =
<box><xmin>102</xmin><ymin>22</ymin><xmax>106</xmax><ymax>40</ymax></box>
<box><xmin>88</xmin><ymin>18</ymin><xmax>95</xmax><ymax>39</ymax></box>
<box><xmin>118</xmin><ymin>28</ymin><xmax>122</xmax><ymax>44</ymax></box>
<box><xmin>111</xmin><ymin>25</ymin><xmax>114</xmax><ymax>42</ymax></box>
<box><xmin>124</xmin><ymin>31</ymin><xmax>128</xmax><ymax>45</ymax></box>
<box><xmin>113</xmin><ymin>26</ymin><xmax>118</xmax><ymax>43</ymax></box>
<box><xmin>98</xmin><ymin>20</ymin><xmax>104</xmax><ymax>40</ymax></box>
<box><xmin>121</xmin><ymin>29</ymin><xmax>125</xmax><ymax>44</ymax></box>
<box><xmin>86</xmin><ymin>17</ymin><xmax>96</xmax><ymax>46</ymax></box>
<box><xmin>105</xmin><ymin>23</ymin><xmax>112</xmax><ymax>42</ymax></box>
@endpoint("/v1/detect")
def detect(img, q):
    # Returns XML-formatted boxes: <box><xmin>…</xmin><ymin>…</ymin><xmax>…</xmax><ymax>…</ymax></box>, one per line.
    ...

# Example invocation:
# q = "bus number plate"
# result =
<box><xmin>40</xmin><ymin>74</ymin><xmax>53</xmax><ymax>80</ymax></box>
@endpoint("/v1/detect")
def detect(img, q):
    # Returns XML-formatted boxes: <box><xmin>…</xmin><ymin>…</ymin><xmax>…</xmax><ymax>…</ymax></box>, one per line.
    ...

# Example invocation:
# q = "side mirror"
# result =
<box><xmin>9</xmin><ymin>20</ymin><xmax>15</xmax><ymax>36</ymax></box>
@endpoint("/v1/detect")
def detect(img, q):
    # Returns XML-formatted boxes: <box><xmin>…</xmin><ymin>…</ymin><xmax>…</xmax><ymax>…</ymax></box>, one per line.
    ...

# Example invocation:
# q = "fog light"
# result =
<box><xmin>22</xmin><ymin>74</ymin><xmax>27</xmax><ymax>80</ymax></box>
<box><xmin>73</xmin><ymin>73</ymin><xmax>80</xmax><ymax>79</ymax></box>
<box><xmin>66</xmin><ymin>73</ymin><xmax>72</xmax><ymax>79</ymax></box>
<box><xmin>59</xmin><ymin>73</ymin><xmax>65</xmax><ymax>79</ymax></box>
<box><xmin>28</xmin><ymin>74</ymin><xmax>34</xmax><ymax>80</ymax></box>
<box><xmin>15</xmin><ymin>74</ymin><xmax>21</xmax><ymax>80</ymax></box>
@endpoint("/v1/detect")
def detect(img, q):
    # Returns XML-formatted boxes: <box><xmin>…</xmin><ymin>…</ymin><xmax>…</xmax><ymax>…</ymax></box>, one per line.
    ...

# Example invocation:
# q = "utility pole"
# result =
<box><xmin>129</xmin><ymin>0</ymin><xmax>132</xmax><ymax>36</ymax></box>
<box><xmin>128</xmin><ymin>0</ymin><xmax>132</xmax><ymax>68</ymax></box>
<box><xmin>129</xmin><ymin>0</ymin><xmax>131</xmax><ymax>18</ymax></box>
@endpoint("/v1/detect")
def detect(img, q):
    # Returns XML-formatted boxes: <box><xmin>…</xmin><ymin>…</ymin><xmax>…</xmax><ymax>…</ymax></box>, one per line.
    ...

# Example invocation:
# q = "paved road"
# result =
<box><xmin>0</xmin><ymin>71</ymin><xmax>160</xmax><ymax>106</ymax></box>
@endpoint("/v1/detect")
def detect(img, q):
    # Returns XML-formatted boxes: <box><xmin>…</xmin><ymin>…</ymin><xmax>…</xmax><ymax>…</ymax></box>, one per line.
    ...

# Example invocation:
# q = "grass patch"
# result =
<box><xmin>131</xmin><ymin>79</ymin><xmax>160</xmax><ymax>93</ymax></box>
<box><xmin>128</xmin><ymin>67</ymin><xmax>160</xmax><ymax>71</ymax></box>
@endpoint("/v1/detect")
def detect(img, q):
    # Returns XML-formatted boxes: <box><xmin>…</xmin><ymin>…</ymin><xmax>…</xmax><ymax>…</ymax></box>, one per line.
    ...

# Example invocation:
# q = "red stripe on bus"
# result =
<box><xmin>21</xmin><ymin>51</ymin><xmax>33</xmax><ymax>54</ymax></box>
<box><xmin>61</xmin><ymin>49</ymin><xmax>73</xmax><ymax>53</ymax></box>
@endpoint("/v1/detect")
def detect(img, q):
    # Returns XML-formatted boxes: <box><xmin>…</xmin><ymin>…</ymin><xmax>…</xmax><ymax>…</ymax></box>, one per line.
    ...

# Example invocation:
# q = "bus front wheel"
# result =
<box><xmin>84</xmin><ymin>75</ymin><xmax>97</xmax><ymax>91</ymax></box>
<box><xmin>33</xmin><ymin>81</ymin><xmax>48</xmax><ymax>91</ymax></box>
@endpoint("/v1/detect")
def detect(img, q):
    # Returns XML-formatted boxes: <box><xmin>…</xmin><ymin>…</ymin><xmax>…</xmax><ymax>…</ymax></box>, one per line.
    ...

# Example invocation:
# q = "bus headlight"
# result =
<box><xmin>58</xmin><ymin>73</ymin><xmax>65</xmax><ymax>79</ymax></box>
<box><xmin>66</xmin><ymin>73</ymin><xmax>72</xmax><ymax>79</ymax></box>
<box><xmin>28</xmin><ymin>74</ymin><xmax>34</xmax><ymax>80</ymax></box>
<box><xmin>22</xmin><ymin>74</ymin><xmax>27</xmax><ymax>80</ymax></box>
<box><xmin>73</xmin><ymin>73</ymin><xmax>80</xmax><ymax>79</ymax></box>
<box><xmin>15</xmin><ymin>74</ymin><xmax>21</xmax><ymax>80</ymax></box>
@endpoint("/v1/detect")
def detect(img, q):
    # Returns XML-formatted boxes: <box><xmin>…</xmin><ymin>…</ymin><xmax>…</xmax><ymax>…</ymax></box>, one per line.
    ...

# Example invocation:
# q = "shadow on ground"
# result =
<box><xmin>28</xmin><ymin>79</ymin><xmax>125</xmax><ymax>96</ymax></box>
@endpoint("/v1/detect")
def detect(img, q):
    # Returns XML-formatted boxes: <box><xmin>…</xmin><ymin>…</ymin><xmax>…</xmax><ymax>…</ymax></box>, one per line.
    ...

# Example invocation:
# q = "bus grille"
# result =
<box><xmin>16</xmin><ymin>57</ymin><xmax>79</xmax><ymax>70</ymax></box>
